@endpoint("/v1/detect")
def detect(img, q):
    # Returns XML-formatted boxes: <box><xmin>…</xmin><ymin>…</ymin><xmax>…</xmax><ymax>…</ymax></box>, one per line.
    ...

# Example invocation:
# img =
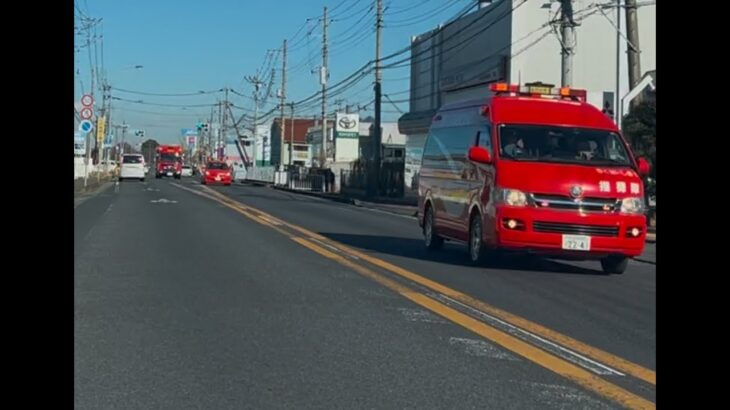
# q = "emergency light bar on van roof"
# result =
<box><xmin>489</xmin><ymin>82</ymin><xmax>587</xmax><ymax>102</ymax></box>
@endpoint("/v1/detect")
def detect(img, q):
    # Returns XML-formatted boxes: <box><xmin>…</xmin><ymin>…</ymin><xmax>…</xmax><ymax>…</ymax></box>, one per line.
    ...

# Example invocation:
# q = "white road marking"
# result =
<box><xmin>397</xmin><ymin>307</ymin><xmax>449</xmax><ymax>324</ymax></box>
<box><xmin>448</xmin><ymin>337</ymin><xmax>519</xmax><ymax>361</ymax></box>
<box><xmin>433</xmin><ymin>293</ymin><xmax>625</xmax><ymax>377</ymax></box>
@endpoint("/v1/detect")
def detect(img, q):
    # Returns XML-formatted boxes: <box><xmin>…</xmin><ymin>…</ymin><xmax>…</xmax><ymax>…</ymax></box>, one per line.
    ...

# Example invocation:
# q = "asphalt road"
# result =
<box><xmin>75</xmin><ymin>178</ymin><xmax>656</xmax><ymax>409</ymax></box>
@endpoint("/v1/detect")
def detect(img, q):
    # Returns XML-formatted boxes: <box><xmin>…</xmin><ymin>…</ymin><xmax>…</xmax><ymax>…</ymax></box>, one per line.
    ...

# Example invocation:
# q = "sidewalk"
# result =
<box><xmin>74</xmin><ymin>174</ymin><xmax>115</xmax><ymax>206</ymax></box>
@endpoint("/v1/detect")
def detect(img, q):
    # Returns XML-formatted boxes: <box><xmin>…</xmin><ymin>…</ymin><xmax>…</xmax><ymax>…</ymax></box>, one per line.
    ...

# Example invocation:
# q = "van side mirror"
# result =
<box><xmin>637</xmin><ymin>157</ymin><xmax>651</xmax><ymax>177</ymax></box>
<box><xmin>468</xmin><ymin>146</ymin><xmax>492</xmax><ymax>164</ymax></box>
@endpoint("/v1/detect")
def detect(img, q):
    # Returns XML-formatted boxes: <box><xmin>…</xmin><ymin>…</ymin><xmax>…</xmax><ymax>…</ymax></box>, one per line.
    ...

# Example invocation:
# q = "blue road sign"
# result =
<box><xmin>79</xmin><ymin>120</ymin><xmax>93</xmax><ymax>134</ymax></box>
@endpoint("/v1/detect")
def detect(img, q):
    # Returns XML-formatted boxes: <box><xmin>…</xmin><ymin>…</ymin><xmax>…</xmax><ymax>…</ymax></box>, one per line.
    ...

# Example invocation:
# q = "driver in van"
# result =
<box><xmin>503</xmin><ymin>134</ymin><xmax>525</xmax><ymax>157</ymax></box>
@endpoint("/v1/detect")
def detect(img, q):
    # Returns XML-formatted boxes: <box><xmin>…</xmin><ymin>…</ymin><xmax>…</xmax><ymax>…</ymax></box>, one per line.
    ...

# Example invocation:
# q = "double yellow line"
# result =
<box><xmin>175</xmin><ymin>183</ymin><xmax>656</xmax><ymax>409</ymax></box>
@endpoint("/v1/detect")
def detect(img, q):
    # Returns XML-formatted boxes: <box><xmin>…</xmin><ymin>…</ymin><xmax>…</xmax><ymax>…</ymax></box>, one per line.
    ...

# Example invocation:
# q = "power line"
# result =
<box><xmin>331</xmin><ymin>0</ymin><xmax>370</xmax><ymax>22</ymax></box>
<box><xmin>381</xmin><ymin>0</ymin><xmax>528</xmax><ymax>70</ymax></box>
<box><xmin>113</xmin><ymin>106</ymin><xmax>212</xmax><ymax>117</ymax></box>
<box><xmin>384</xmin><ymin>0</ymin><xmax>463</xmax><ymax>28</ymax></box>
<box><xmin>111</xmin><ymin>87</ymin><xmax>225</xmax><ymax>97</ymax></box>
<box><xmin>386</xmin><ymin>0</ymin><xmax>436</xmax><ymax>15</ymax></box>
<box><xmin>111</xmin><ymin>96</ymin><xmax>219</xmax><ymax>108</ymax></box>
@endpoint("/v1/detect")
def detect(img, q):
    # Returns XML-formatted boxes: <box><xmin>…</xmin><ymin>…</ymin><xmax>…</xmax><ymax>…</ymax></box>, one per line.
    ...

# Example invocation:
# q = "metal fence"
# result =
<box><xmin>246</xmin><ymin>166</ymin><xmax>276</xmax><ymax>184</ymax></box>
<box><xmin>288</xmin><ymin>173</ymin><xmax>325</xmax><ymax>192</ymax></box>
<box><xmin>340</xmin><ymin>161</ymin><xmax>405</xmax><ymax>197</ymax></box>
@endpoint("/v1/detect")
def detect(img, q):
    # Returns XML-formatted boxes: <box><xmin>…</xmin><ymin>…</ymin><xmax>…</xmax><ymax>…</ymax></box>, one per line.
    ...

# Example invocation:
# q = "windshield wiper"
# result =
<box><xmin>590</xmin><ymin>156</ymin><xmax>629</xmax><ymax>166</ymax></box>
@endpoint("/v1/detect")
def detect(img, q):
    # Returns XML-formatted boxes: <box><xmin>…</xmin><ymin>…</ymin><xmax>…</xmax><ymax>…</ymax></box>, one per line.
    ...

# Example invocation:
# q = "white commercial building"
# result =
<box><xmin>399</xmin><ymin>0</ymin><xmax>656</xmax><ymax>193</ymax></box>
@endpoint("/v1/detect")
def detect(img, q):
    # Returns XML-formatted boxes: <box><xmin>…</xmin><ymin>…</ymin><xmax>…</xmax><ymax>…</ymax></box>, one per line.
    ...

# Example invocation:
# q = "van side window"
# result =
<box><xmin>422</xmin><ymin>131</ymin><xmax>442</xmax><ymax>169</ymax></box>
<box><xmin>422</xmin><ymin>126</ymin><xmax>474</xmax><ymax>171</ymax></box>
<box><xmin>476</xmin><ymin>125</ymin><xmax>492</xmax><ymax>153</ymax></box>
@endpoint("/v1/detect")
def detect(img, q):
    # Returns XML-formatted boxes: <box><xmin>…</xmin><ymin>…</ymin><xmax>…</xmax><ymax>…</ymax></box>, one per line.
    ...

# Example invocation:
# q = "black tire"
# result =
<box><xmin>118</xmin><ymin>177</ymin><xmax>123</xmax><ymax>182</ymax></box>
<box><xmin>423</xmin><ymin>206</ymin><xmax>444</xmax><ymax>250</ymax></box>
<box><xmin>201</xmin><ymin>180</ymin><xmax>206</xmax><ymax>185</ymax></box>
<box><xmin>174</xmin><ymin>175</ymin><xmax>181</xmax><ymax>180</ymax></box>
<box><xmin>601</xmin><ymin>255</ymin><xmax>628</xmax><ymax>274</ymax></box>
<box><xmin>155</xmin><ymin>174</ymin><xmax>161</xmax><ymax>179</ymax></box>
<box><xmin>468</xmin><ymin>214</ymin><xmax>485</xmax><ymax>265</ymax></box>
<box><xmin>140</xmin><ymin>178</ymin><xmax>145</xmax><ymax>182</ymax></box>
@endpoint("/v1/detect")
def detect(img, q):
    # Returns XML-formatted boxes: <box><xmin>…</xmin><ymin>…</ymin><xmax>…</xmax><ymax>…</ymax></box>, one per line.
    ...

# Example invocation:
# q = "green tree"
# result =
<box><xmin>622</xmin><ymin>100</ymin><xmax>656</xmax><ymax>177</ymax></box>
<box><xmin>141</xmin><ymin>139</ymin><xmax>160</xmax><ymax>163</ymax></box>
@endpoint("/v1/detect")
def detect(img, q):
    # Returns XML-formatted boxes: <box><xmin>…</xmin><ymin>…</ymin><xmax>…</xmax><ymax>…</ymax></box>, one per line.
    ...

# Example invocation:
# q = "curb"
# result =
<box><xmin>271</xmin><ymin>185</ymin><xmax>355</xmax><ymax>205</ymax></box>
<box><xmin>74</xmin><ymin>181</ymin><xmax>114</xmax><ymax>208</ymax></box>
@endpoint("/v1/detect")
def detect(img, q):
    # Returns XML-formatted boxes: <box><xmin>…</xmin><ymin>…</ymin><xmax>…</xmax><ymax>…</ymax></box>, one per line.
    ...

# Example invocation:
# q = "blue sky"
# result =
<box><xmin>75</xmin><ymin>0</ymin><xmax>477</xmax><ymax>144</ymax></box>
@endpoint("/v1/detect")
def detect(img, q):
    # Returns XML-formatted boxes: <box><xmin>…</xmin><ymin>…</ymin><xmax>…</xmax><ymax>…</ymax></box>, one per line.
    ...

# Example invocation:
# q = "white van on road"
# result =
<box><xmin>119</xmin><ymin>154</ymin><xmax>146</xmax><ymax>182</ymax></box>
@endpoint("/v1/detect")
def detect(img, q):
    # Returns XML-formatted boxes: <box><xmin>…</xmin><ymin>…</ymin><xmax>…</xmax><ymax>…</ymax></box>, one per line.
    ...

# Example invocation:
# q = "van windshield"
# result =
<box><xmin>159</xmin><ymin>153</ymin><xmax>180</xmax><ymax>163</ymax></box>
<box><xmin>498</xmin><ymin>124</ymin><xmax>631</xmax><ymax>166</ymax></box>
<box><xmin>122</xmin><ymin>155</ymin><xmax>143</xmax><ymax>164</ymax></box>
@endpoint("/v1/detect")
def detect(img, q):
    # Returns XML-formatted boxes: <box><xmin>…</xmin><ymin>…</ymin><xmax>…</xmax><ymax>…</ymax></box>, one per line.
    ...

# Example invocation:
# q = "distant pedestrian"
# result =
<box><xmin>602</xmin><ymin>101</ymin><xmax>614</xmax><ymax>118</ymax></box>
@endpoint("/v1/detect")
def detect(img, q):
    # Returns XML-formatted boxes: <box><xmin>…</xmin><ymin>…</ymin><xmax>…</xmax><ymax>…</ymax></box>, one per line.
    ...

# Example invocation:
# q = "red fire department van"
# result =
<box><xmin>155</xmin><ymin>145</ymin><xmax>183</xmax><ymax>179</ymax></box>
<box><xmin>418</xmin><ymin>82</ymin><xmax>650</xmax><ymax>274</ymax></box>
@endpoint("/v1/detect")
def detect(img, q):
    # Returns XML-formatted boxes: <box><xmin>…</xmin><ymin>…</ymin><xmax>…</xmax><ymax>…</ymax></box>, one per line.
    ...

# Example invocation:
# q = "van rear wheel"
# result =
<box><xmin>424</xmin><ymin>206</ymin><xmax>443</xmax><ymax>250</ymax></box>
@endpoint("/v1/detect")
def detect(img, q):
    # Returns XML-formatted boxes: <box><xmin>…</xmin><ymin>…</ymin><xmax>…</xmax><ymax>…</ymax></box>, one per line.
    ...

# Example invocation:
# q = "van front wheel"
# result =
<box><xmin>469</xmin><ymin>215</ymin><xmax>485</xmax><ymax>265</ymax></box>
<box><xmin>601</xmin><ymin>255</ymin><xmax>628</xmax><ymax>274</ymax></box>
<box><xmin>424</xmin><ymin>207</ymin><xmax>443</xmax><ymax>250</ymax></box>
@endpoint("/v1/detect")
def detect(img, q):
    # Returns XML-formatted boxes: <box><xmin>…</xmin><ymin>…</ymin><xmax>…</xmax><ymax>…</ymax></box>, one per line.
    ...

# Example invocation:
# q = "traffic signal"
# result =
<box><xmin>203</xmin><ymin>123</ymin><xmax>210</xmax><ymax>132</ymax></box>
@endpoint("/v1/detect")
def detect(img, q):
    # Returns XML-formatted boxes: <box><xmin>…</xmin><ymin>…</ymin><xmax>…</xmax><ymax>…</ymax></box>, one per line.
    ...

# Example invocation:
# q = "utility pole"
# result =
<box><xmin>223</xmin><ymin>87</ymin><xmax>230</xmax><ymax>159</ymax></box>
<box><xmin>613</xmin><ymin>0</ymin><xmax>621</xmax><ymax>124</ymax></box>
<box><xmin>371</xmin><ymin>0</ymin><xmax>384</xmax><ymax>197</ymax></box>
<box><xmin>559</xmin><ymin>0</ymin><xmax>576</xmax><ymax>87</ymax></box>
<box><xmin>208</xmin><ymin>106</ymin><xmax>215</xmax><ymax>160</ymax></box>
<box><xmin>288</xmin><ymin>103</ymin><xmax>295</xmax><ymax>166</ymax></box>
<box><xmin>81</xmin><ymin>18</ymin><xmax>97</xmax><ymax>189</ymax></box>
<box><xmin>217</xmin><ymin>100</ymin><xmax>223</xmax><ymax>159</ymax></box>
<box><xmin>320</xmin><ymin>6</ymin><xmax>329</xmax><ymax>168</ymax></box>
<box><xmin>120</xmin><ymin>121</ymin><xmax>128</xmax><ymax>156</ymax></box>
<box><xmin>280</xmin><ymin>39</ymin><xmax>287</xmax><ymax>169</ymax></box>
<box><xmin>624</xmin><ymin>0</ymin><xmax>642</xmax><ymax>106</ymax></box>
<box><xmin>245</xmin><ymin>74</ymin><xmax>264</xmax><ymax>167</ymax></box>
<box><xmin>99</xmin><ymin>82</ymin><xmax>111</xmax><ymax>172</ymax></box>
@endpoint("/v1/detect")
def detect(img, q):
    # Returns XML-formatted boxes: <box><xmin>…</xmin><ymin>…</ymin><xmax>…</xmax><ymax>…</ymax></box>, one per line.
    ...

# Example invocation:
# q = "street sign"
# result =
<box><xmin>96</xmin><ymin>116</ymin><xmax>106</xmax><ymax>144</ymax></box>
<box><xmin>79</xmin><ymin>120</ymin><xmax>94</xmax><ymax>134</ymax></box>
<box><xmin>81</xmin><ymin>94</ymin><xmax>94</xmax><ymax>107</ymax></box>
<box><xmin>80</xmin><ymin>107</ymin><xmax>93</xmax><ymax>120</ymax></box>
<box><xmin>74</xmin><ymin>132</ymin><xmax>86</xmax><ymax>156</ymax></box>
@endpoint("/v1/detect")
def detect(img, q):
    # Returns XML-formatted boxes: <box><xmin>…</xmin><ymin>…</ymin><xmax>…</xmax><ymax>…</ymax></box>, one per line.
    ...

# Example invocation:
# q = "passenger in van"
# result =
<box><xmin>576</xmin><ymin>141</ymin><xmax>594</xmax><ymax>160</ymax></box>
<box><xmin>503</xmin><ymin>135</ymin><xmax>526</xmax><ymax>157</ymax></box>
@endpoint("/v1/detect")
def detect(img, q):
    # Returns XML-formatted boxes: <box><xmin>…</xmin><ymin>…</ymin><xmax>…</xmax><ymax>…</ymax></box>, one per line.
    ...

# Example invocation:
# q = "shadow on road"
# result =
<box><xmin>320</xmin><ymin>232</ymin><xmax>605</xmax><ymax>276</ymax></box>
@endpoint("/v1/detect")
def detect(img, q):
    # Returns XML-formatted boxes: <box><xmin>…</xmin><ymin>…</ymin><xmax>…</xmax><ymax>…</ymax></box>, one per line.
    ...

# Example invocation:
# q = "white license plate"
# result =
<box><xmin>562</xmin><ymin>235</ymin><xmax>591</xmax><ymax>251</ymax></box>
<box><xmin>167</xmin><ymin>172</ymin><xmax>173</xmax><ymax>176</ymax></box>
<box><xmin>215</xmin><ymin>176</ymin><xmax>221</xmax><ymax>181</ymax></box>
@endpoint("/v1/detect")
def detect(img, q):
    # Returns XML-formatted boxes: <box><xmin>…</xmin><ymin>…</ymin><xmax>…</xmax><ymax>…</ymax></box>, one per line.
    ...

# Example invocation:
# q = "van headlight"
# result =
<box><xmin>620</xmin><ymin>197</ymin><xmax>645</xmax><ymax>214</ymax></box>
<box><xmin>494</xmin><ymin>188</ymin><xmax>528</xmax><ymax>207</ymax></box>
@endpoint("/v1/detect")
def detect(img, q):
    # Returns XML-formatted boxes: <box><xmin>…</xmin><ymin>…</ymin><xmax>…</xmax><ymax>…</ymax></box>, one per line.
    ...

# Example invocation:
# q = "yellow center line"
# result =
<box><xmin>178</xmin><ymin>183</ymin><xmax>656</xmax><ymax>407</ymax></box>
<box><xmin>291</xmin><ymin>236</ymin><xmax>655</xmax><ymax>410</ymax></box>
<box><xmin>202</xmin><ymin>185</ymin><xmax>656</xmax><ymax>386</ymax></box>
